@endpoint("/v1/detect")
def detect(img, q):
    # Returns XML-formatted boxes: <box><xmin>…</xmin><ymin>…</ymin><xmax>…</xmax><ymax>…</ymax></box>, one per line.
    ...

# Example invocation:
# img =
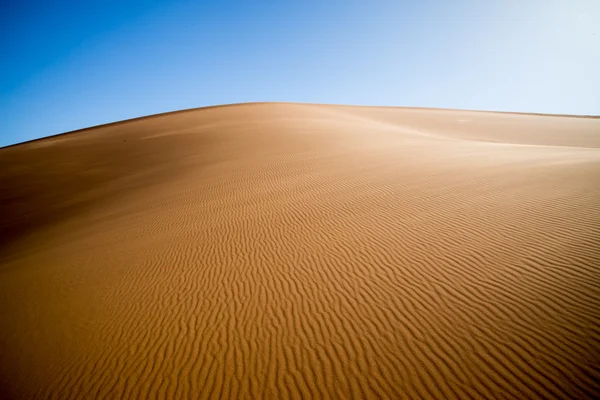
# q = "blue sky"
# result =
<box><xmin>1</xmin><ymin>0</ymin><xmax>599</xmax><ymax>147</ymax></box>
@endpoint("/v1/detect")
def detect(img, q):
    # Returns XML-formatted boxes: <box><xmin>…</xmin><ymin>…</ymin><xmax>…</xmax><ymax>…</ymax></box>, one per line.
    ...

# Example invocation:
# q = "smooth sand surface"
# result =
<box><xmin>1</xmin><ymin>103</ymin><xmax>600</xmax><ymax>399</ymax></box>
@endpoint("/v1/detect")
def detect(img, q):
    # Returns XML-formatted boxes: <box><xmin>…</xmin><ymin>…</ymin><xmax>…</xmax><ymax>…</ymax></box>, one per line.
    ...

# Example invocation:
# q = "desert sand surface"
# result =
<box><xmin>1</xmin><ymin>102</ymin><xmax>600</xmax><ymax>399</ymax></box>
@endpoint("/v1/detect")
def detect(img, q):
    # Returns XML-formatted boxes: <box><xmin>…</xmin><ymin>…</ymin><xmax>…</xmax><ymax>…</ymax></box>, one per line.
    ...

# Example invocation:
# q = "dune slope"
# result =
<box><xmin>1</xmin><ymin>103</ymin><xmax>600</xmax><ymax>399</ymax></box>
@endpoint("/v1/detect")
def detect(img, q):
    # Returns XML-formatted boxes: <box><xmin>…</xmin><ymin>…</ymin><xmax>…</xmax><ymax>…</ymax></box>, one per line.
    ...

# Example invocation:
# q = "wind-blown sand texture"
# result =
<box><xmin>1</xmin><ymin>103</ymin><xmax>600</xmax><ymax>399</ymax></box>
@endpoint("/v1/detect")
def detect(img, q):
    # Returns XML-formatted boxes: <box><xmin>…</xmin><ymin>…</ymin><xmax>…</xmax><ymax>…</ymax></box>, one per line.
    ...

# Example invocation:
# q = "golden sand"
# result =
<box><xmin>1</xmin><ymin>103</ymin><xmax>599</xmax><ymax>399</ymax></box>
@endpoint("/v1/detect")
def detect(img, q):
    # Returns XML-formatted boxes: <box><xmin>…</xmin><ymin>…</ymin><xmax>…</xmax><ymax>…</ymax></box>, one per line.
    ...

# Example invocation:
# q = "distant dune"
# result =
<box><xmin>1</xmin><ymin>103</ymin><xmax>599</xmax><ymax>399</ymax></box>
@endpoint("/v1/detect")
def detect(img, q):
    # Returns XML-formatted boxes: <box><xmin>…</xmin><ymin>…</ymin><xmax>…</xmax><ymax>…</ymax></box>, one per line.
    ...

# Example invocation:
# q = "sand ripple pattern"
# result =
<box><xmin>1</xmin><ymin>103</ymin><xmax>600</xmax><ymax>399</ymax></box>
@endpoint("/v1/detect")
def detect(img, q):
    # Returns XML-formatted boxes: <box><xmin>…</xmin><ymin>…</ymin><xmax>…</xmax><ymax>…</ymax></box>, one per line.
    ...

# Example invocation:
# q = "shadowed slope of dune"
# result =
<box><xmin>1</xmin><ymin>103</ymin><xmax>600</xmax><ymax>399</ymax></box>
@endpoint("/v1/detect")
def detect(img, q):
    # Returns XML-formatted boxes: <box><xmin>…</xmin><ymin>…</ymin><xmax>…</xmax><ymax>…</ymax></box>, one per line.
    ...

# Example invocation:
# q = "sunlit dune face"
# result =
<box><xmin>1</xmin><ymin>103</ymin><xmax>599</xmax><ymax>399</ymax></box>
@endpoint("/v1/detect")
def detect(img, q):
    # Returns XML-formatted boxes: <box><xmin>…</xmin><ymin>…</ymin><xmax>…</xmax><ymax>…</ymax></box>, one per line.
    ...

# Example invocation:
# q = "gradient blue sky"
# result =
<box><xmin>2</xmin><ymin>0</ymin><xmax>599</xmax><ymax>146</ymax></box>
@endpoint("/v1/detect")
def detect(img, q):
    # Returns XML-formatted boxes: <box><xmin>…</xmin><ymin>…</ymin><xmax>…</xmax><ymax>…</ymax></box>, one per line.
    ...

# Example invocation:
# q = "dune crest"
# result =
<box><xmin>1</xmin><ymin>103</ymin><xmax>600</xmax><ymax>399</ymax></box>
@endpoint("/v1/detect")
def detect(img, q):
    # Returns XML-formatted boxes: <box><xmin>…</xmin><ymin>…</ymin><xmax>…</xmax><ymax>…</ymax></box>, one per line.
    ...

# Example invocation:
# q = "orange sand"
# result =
<box><xmin>1</xmin><ymin>103</ymin><xmax>599</xmax><ymax>399</ymax></box>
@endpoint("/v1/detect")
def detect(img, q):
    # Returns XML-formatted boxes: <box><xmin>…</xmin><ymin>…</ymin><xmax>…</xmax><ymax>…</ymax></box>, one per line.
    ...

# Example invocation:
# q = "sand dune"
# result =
<box><xmin>1</xmin><ymin>103</ymin><xmax>599</xmax><ymax>399</ymax></box>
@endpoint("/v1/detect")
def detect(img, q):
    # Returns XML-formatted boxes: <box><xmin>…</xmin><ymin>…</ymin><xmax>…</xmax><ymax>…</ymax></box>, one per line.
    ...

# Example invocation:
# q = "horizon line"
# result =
<box><xmin>2</xmin><ymin>101</ymin><xmax>599</xmax><ymax>150</ymax></box>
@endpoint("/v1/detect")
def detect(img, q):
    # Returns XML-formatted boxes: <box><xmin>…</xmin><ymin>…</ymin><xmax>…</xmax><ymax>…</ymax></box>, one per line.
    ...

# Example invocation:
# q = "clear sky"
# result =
<box><xmin>2</xmin><ymin>0</ymin><xmax>599</xmax><ymax>147</ymax></box>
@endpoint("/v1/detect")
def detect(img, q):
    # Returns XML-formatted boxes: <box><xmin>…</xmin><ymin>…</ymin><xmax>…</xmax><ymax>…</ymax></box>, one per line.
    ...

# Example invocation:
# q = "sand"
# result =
<box><xmin>1</xmin><ymin>103</ymin><xmax>599</xmax><ymax>399</ymax></box>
